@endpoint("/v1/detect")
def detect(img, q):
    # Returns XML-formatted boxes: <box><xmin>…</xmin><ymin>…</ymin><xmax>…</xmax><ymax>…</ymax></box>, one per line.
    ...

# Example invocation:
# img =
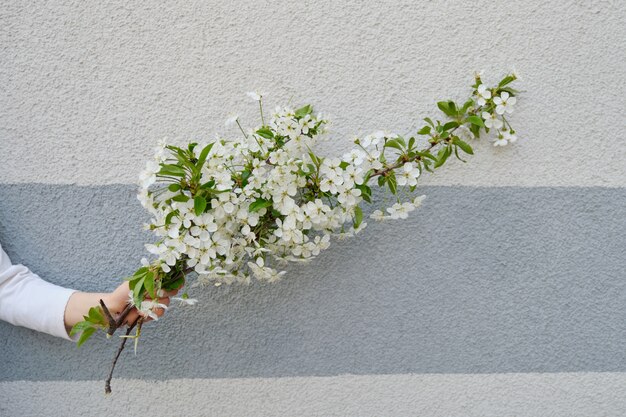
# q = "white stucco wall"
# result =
<box><xmin>1</xmin><ymin>0</ymin><xmax>624</xmax><ymax>187</ymax></box>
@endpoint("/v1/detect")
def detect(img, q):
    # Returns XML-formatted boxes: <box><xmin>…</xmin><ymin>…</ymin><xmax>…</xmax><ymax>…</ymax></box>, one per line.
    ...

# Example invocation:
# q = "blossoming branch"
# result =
<box><xmin>70</xmin><ymin>72</ymin><xmax>521</xmax><ymax>393</ymax></box>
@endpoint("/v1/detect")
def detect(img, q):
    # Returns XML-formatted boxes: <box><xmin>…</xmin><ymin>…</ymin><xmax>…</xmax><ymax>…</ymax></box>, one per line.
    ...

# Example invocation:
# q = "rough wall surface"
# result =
<box><xmin>1</xmin><ymin>1</ymin><xmax>625</xmax><ymax>416</ymax></box>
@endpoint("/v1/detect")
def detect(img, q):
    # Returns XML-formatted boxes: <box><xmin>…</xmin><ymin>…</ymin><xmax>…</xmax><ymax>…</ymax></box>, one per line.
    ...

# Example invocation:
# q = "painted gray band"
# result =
<box><xmin>3</xmin><ymin>373</ymin><xmax>626</xmax><ymax>417</ymax></box>
<box><xmin>0</xmin><ymin>184</ymin><xmax>624</xmax><ymax>382</ymax></box>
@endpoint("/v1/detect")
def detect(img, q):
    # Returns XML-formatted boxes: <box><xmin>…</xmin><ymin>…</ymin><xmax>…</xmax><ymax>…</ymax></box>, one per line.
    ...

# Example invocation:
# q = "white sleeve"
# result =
<box><xmin>0</xmin><ymin>243</ymin><xmax>79</xmax><ymax>341</ymax></box>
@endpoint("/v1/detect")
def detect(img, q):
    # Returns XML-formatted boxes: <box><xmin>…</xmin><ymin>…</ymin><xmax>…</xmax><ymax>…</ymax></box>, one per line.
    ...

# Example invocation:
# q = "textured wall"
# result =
<box><xmin>1</xmin><ymin>1</ymin><xmax>625</xmax><ymax>416</ymax></box>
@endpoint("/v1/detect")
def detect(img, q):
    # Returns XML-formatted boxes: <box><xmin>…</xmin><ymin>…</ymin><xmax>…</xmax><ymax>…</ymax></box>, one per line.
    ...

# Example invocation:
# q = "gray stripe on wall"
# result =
<box><xmin>3</xmin><ymin>373</ymin><xmax>626</xmax><ymax>417</ymax></box>
<box><xmin>0</xmin><ymin>184</ymin><xmax>625</xmax><ymax>382</ymax></box>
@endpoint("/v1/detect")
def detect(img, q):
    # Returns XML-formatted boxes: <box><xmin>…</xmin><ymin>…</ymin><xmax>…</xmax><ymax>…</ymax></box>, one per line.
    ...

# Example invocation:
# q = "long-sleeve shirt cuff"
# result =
<box><xmin>0</xmin><ymin>263</ymin><xmax>79</xmax><ymax>341</ymax></box>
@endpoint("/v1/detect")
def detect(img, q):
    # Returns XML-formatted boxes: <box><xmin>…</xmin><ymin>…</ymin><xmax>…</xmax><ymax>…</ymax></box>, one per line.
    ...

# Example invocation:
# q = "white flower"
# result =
<box><xmin>190</xmin><ymin>213</ymin><xmax>218</xmax><ymax>241</ymax></box>
<box><xmin>137</xmin><ymin>298</ymin><xmax>169</xmax><ymax>321</ymax></box>
<box><xmin>493</xmin><ymin>129</ymin><xmax>517</xmax><ymax>147</ymax></box>
<box><xmin>386</xmin><ymin>203</ymin><xmax>410</xmax><ymax>219</ymax></box>
<box><xmin>171</xmin><ymin>296</ymin><xmax>199</xmax><ymax>306</ymax></box>
<box><xmin>510</xmin><ymin>67</ymin><xmax>521</xmax><ymax>81</ymax></box>
<box><xmin>482</xmin><ymin>111</ymin><xmax>503</xmax><ymax>129</ymax></box>
<box><xmin>225</xmin><ymin>114</ymin><xmax>239</xmax><ymax>127</ymax></box>
<box><xmin>412</xmin><ymin>195</ymin><xmax>426</xmax><ymax>207</ymax></box>
<box><xmin>138</xmin><ymin>160</ymin><xmax>159</xmax><ymax>188</ymax></box>
<box><xmin>476</xmin><ymin>84</ymin><xmax>492</xmax><ymax>106</ymax></box>
<box><xmin>370</xmin><ymin>209</ymin><xmax>389</xmax><ymax>221</ymax></box>
<box><xmin>493</xmin><ymin>137</ymin><xmax>507</xmax><ymax>147</ymax></box>
<box><xmin>299</xmin><ymin>115</ymin><xmax>315</xmax><ymax>134</ymax></box>
<box><xmin>493</xmin><ymin>92</ymin><xmax>516</xmax><ymax>115</ymax></box>
<box><xmin>503</xmin><ymin>130</ymin><xmax>517</xmax><ymax>143</ymax></box>
<box><xmin>397</xmin><ymin>162</ymin><xmax>420</xmax><ymax>187</ymax></box>
<box><xmin>246</xmin><ymin>91</ymin><xmax>263</xmax><ymax>101</ymax></box>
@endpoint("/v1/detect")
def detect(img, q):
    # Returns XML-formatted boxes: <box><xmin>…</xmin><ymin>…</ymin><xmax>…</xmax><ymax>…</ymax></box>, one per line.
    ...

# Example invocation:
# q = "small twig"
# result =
<box><xmin>371</xmin><ymin>141</ymin><xmax>438</xmax><ymax>178</ymax></box>
<box><xmin>100</xmin><ymin>300</ymin><xmax>135</xmax><ymax>336</ymax></box>
<box><xmin>104</xmin><ymin>318</ymin><xmax>140</xmax><ymax>394</ymax></box>
<box><xmin>99</xmin><ymin>299</ymin><xmax>116</xmax><ymax>329</ymax></box>
<box><xmin>115</xmin><ymin>304</ymin><xmax>134</xmax><ymax>328</ymax></box>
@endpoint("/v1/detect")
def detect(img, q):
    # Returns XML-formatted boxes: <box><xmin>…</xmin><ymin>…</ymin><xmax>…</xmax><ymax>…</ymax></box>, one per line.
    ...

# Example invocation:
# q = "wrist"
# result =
<box><xmin>63</xmin><ymin>291</ymin><xmax>109</xmax><ymax>332</ymax></box>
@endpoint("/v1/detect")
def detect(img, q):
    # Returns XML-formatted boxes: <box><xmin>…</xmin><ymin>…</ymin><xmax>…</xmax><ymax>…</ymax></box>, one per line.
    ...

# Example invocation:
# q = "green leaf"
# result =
<box><xmin>165</xmin><ymin>210</ymin><xmax>178</xmax><ymax>226</ymax></box>
<box><xmin>308</xmin><ymin>152</ymin><xmax>322</xmax><ymax>167</ymax></box>
<box><xmin>437</xmin><ymin>101</ymin><xmax>457</xmax><ymax>117</ymax></box>
<box><xmin>133</xmin><ymin>277</ymin><xmax>145</xmax><ymax>306</ymax></box>
<box><xmin>256</xmin><ymin>127</ymin><xmax>274</xmax><ymax>139</ymax></box>
<box><xmin>384</xmin><ymin>139</ymin><xmax>405</xmax><ymax>151</ymax></box>
<box><xmin>355</xmin><ymin>184</ymin><xmax>372</xmax><ymax>203</ymax></box>
<box><xmin>418</xmin><ymin>151</ymin><xmax>437</xmax><ymax>161</ymax></box>
<box><xmin>408</xmin><ymin>137</ymin><xmax>415</xmax><ymax>150</ymax></box>
<box><xmin>76</xmin><ymin>327</ymin><xmax>97</xmax><ymax>347</ymax></box>
<box><xmin>295</xmin><ymin>104</ymin><xmax>313</xmax><ymax>118</ymax></box>
<box><xmin>460</xmin><ymin>99</ymin><xmax>474</xmax><ymax>113</ymax></box>
<box><xmin>144</xmin><ymin>271</ymin><xmax>156</xmax><ymax>299</ymax></box>
<box><xmin>196</xmin><ymin>143</ymin><xmax>214</xmax><ymax>169</ymax></box>
<box><xmin>437</xmin><ymin>101</ymin><xmax>450</xmax><ymax>115</ymax></box>
<box><xmin>172</xmin><ymin>194</ymin><xmax>190</xmax><ymax>202</ymax></box>
<box><xmin>499</xmin><ymin>87</ymin><xmax>519</xmax><ymax>95</ymax></box>
<box><xmin>158</xmin><ymin>164</ymin><xmax>186</xmax><ymax>177</ymax></box>
<box><xmin>249</xmin><ymin>198</ymin><xmax>273</xmax><ymax>212</ymax></box>
<box><xmin>240</xmin><ymin>170</ymin><xmax>251</xmax><ymax>187</ymax></box>
<box><xmin>134</xmin><ymin>267</ymin><xmax>149</xmax><ymax>277</ymax></box>
<box><xmin>454</xmin><ymin>145</ymin><xmax>467</xmax><ymax>163</ymax></box>
<box><xmin>448</xmin><ymin>101</ymin><xmax>457</xmax><ymax>114</ymax></box>
<box><xmin>417</xmin><ymin>126</ymin><xmax>431</xmax><ymax>135</ymax></box>
<box><xmin>455</xmin><ymin>139</ymin><xmax>474</xmax><ymax>155</ymax></box>
<box><xmin>498</xmin><ymin>75</ymin><xmax>517</xmax><ymax>87</ymax></box>
<box><xmin>377</xmin><ymin>175</ymin><xmax>386</xmax><ymax>187</ymax></box>
<box><xmin>467</xmin><ymin>115</ymin><xmax>485</xmax><ymax>127</ymax></box>
<box><xmin>162</xmin><ymin>276</ymin><xmax>185</xmax><ymax>291</ymax></box>
<box><xmin>70</xmin><ymin>320</ymin><xmax>93</xmax><ymax>336</ymax></box>
<box><xmin>87</xmin><ymin>306</ymin><xmax>105</xmax><ymax>325</ymax></box>
<box><xmin>200</xmin><ymin>179</ymin><xmax>216</xmax><ymax>189</ymax></box>
<box><xmin>423</xmin><ymin>117</ymin><xmax>434</xmax><ymax>127</ymax></box>
<box><xmin>194</xmin><ymin>196</ymin><xmax>207</xmax><ymax>216</ymax></box>
<box><xmin>442</xmin><ymin>121</ymin><xmax>459</xmax><ymax>131</ymax></box>
<box><xmin>168</xmin><ymin>183</ymin><xmax>181</xmax><ymax>192</ymax></box>
<box><xmin>387</xmin><ymin>171</ymin><xmax>397</xmax><ymax>194</ymax></box>
<box><xmin>470</xmin><ymin>123</ymin><xmax>481</xmax><ymax>138</ymax></box>
<box><xmin>434</xmin><ymin>146</ymin><xmax>451</xmax><ymax>168</ymax></box>
<box><xmin>354</xmin><ymin>206</ymin><xmax>363</xmax><ymax>228</ymax></box>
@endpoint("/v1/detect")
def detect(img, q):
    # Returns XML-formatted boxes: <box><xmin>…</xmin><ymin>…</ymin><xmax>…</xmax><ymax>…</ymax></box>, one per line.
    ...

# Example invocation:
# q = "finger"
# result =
<box><xmin>123</xmin><ymin>310</ymin><xmax>140</xmax><ymax>326</ymax></box>
<box><xmin>133</xmin><ymin>297</ymin><xmax>171</xmax><ymax>321</ymax></box>
<box><xmin>113</xmin><ymin>281</ymin><xmax>131</xmax><ymax>297</ymax></box>
<box><xmin>153</xmin><ymin>297</ymin><xmax>171</xmax><ymax>318</ymax></box>
<box><xmin>145</xmin><ymin>289</ymin><xmax>179</xmax><ymax>300</ymax></box>
<box><xmin>156</xmin><ymin>288</ymin><xmax>180</xmax><ymax>297</ymax></box>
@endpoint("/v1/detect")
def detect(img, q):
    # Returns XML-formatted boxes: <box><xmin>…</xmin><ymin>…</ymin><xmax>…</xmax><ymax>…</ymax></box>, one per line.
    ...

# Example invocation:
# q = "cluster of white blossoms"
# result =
<box><xmin>73</xmin><ymin>73</ymin><xmax>521</xmax><ymax>350</ymax></box>
<box><xmin>477</xmin><ymin>85</ymin><xmax>518</xmax><ymax>146</ymax></box>
<box><xmin>136</xmin><ymin>107</ymin><xmax>431</xmax><ymax>286</ymax></box>
<box><xmin>132</xmin><ymin>74</ymin><xmax>521</xmax><ymax>293</ymax></box>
